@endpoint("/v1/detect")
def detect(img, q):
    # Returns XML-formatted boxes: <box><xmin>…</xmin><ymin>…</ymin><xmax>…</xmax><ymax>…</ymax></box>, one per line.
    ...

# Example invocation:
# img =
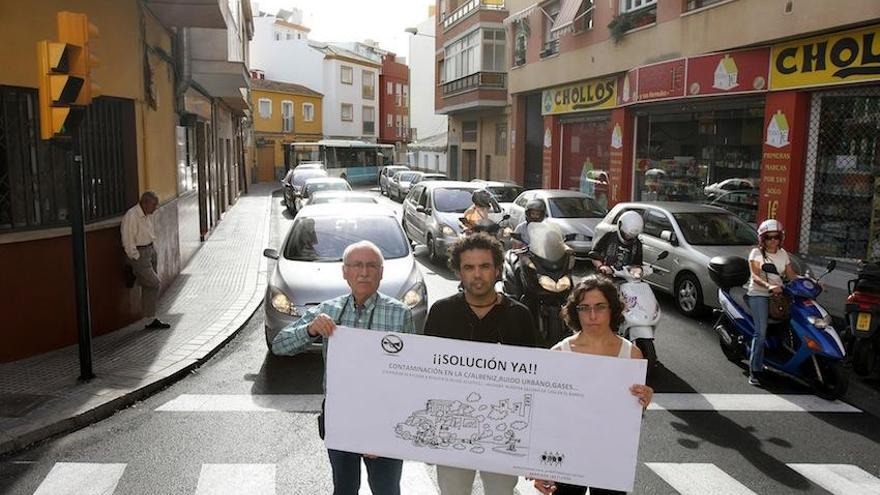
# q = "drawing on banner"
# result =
<box><xmin>395</xmin><ymin>392</ymin><xmax>534</xmax><ymax>456</ymax></box>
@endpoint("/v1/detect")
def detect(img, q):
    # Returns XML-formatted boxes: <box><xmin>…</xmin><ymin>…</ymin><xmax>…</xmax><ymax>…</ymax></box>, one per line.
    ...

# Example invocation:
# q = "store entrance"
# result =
<box><xmin>633</xmin><ymin>98</ymin><xmax>764</xmax><ymax>225</ymax></box>
<box><xmin>560</xmin><ymin>114</ymin><xmax>612</xmax><ymax>210</ymax></box>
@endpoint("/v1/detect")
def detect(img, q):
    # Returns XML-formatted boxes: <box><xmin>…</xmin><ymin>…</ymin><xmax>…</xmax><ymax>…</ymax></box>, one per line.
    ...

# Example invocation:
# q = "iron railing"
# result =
<box><xmin>441</xmin><ymin>71</ymin><xmax>507</xmax><ymax>96</ymax></box>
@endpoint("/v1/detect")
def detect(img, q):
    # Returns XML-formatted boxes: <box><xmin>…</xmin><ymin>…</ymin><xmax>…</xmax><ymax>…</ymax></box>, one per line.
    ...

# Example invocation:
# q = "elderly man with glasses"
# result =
<box><xmin>272</xmin><ymin>240</ymin><xmax>415</xmax><ymax>495</ymax></box>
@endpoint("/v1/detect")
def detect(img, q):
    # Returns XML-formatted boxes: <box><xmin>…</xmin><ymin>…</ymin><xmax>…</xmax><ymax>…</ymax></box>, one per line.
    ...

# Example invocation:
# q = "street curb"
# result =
<box><xmin>0</xmin><ymin>282</ymin><xmax>265</xmax><ymax>459</ymax></box>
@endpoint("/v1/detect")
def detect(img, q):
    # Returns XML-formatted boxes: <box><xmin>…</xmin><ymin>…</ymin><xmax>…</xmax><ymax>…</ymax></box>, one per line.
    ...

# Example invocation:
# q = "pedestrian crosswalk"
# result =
<box><xmin>26</xmin><ymin>460</ymin><xmax>880</xmax><ymax>494</ymax></box>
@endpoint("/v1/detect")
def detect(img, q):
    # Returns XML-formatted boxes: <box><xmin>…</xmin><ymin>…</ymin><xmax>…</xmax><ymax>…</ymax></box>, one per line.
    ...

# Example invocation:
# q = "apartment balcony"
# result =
<box><xmin>442</xmin><ymin>0</ymin><xmax>506</xmax><ymax>31</ymax></box>
<box><xmin>438</xmin><ymin>72</ymin><xmax>507</xmax><ymax>115</ymax></box>
<box><xmin>144</xmin><ymin>0</ymin><xmax>228</xmax><ymax>29</ymax></box>
<box><xmin>442</xmin><ymin>71</ymin><xmax>507</xmax><ymax>96</ymax></box>
<box><xmin>189</xmin><ymin>27</ymin><xmax>250</xmax><ymax>111</ymax></box>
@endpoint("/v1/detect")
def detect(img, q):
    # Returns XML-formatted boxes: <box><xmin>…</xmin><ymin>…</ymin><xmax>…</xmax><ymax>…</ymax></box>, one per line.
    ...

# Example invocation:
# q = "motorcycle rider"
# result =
<box><xmin>462</xmin><ymin>189</ymin><xmax>492</xmax><ymax>234</ymax></box>
<box><xmin>512</xmin><ymin>199</ymin><xmax>547</xmax><ymax>247</ymax></box>
<box><xmin>590</xmin><ymin>211</ymin><xmax>644</xmax><ymax>277</ymax></box>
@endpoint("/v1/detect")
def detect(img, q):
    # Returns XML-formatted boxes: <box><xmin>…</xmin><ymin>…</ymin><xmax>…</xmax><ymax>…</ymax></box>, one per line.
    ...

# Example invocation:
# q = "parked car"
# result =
<box><xmin>388</xmin><ymin>171</ymin><xmax>419</xmax><ymax>202</ymax></box>
<box><xmin>282</xmin><ymin>167</ymin><xmax>328</xmax><ymax>213</ymax></box>
<box><xmin>592</xmin><ymin>202</ymin><xmax>760</xmax><ymax>317</ymax></box>
<box><xmin>308</xmin><ymin>190</ymin><xmax>380</xmax><ymax>206</ymax></box>
<box><xmin>706</xmin><ymin>189</ymin><xmax>759</xmax><ymax>226</ymax></box>
<box><xmin>294</xmin><ymin>161</ymin><xmax>326</xmax><ymax>171</ymax></box>
<box><xmin>471</xmin><ymin>180</ymin><xmax>524</xmax><ymax>212</ymax></box>
<box><xmin>295</xmin><ymin>177</ymin><xmax>352</xmax><ymax>211</ymax></box>
<box><xmin>262</xmin><ymin>203</ymin><xmax>428</xmax><ymax>350</ymax></box>
<box><xmin>507</xmin><ymin>189</ymin><xmax>607</xmax><ymax>257</ymax></box>
<box><xmin>378</xmin><ymin>165</ymin><xmax>410</xmax><ymax>195</ymax></box>
<box><xmin>402</xmin><ymin>181</ymin><xmax>507</xmax><ymax>262</ymax></box>
<box><xmin>703</xmin><ymin>178</ymin><xmax>756</xmax><ymax>200</ymax></box>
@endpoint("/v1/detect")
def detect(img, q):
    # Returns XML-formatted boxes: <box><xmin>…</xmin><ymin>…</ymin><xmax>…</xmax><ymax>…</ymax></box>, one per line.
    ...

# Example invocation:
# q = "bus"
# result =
<box><xmin>287</xmin><ymin>140</ymin><xmax>394</xmax><ymax>186</ymax></box>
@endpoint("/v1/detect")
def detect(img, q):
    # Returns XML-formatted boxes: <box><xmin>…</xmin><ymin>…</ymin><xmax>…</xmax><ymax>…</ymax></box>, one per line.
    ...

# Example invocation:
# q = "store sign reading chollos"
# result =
<box><xmin>542</xmin><ymin>77</ymin><xmax>618</xmax><ymax>115</ymax></box>
<box><xmin>771</xmin><ymin>24</ymin><xmax>880</xmax><ymax>90</ymax></box>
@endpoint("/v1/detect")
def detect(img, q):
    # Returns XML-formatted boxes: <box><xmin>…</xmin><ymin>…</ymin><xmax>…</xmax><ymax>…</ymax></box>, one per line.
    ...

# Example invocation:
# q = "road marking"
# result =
<box><xmin>195</xmin><ymin>464</ymin><xmax>275</xmax><ymax>495</ymax></box>
<box><xmin>645</xmin><ymin>463</ymin><xmax>757</xmax><ymax>495</ymax></box>
<box><xmin>155</xmin><ymin>394</ymin><xmax>323</xmax><ymax>412</ymax></box>
<box><xmin>33</xmin><ymin>462</ymin><xmax>127</xmax><ymax>495</ymax></box>
<box><xmin>788</xmin><ymin>464</ymin><xmax>880</xmax><ymax>495</ymax></box>
<box><xmin>648</xmin><ymin>394</ymin><xmax>860</xmax><ymax>413</ymax></box>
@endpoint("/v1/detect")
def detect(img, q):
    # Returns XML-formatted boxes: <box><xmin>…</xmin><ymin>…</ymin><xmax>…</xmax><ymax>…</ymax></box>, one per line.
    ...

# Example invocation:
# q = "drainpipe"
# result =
<box><xmin>176</xmin><ymin>28</ymin><xmax>192</xmax><ymax>110</ymax></box>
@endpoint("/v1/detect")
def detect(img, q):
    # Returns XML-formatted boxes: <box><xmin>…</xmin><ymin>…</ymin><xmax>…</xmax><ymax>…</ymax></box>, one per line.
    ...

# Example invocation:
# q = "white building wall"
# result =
<box><xmin>408</xmin><ymin>15</ymin><xmax>447</xmax><ymax>142</ymax></box>
<box><xmin>249</xmin><ymin>17</ymin><xmax>323</xmax><ymax>91</ymax></box>
<box><xmin>322</xmin><ymin>58</ymin><xmax>379</xmax><ymax>141</ymax></box>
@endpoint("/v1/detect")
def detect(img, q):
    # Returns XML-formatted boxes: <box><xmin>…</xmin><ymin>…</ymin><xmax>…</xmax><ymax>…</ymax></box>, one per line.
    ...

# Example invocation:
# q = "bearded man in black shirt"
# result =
<box><xmin>424</xmin><ymin>232</ymin><xmax>539</xmax><ymax>494</ymax></box>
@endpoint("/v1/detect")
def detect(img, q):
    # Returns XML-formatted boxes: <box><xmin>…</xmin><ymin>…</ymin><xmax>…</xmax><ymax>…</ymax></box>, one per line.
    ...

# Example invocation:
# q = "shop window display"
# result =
<box><xmin>560</xmin><ymin>118</ymin><xmax>612</xmax><ymax>210</ymax></box>
<box><xmin>633</xmin><ymin>103</ymin><xmax>763</xmax><ymax>223</ymax></box>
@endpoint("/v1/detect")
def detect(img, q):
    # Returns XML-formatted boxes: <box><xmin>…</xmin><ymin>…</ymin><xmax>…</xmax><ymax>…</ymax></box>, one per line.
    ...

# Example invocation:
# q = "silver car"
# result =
<box><xmin>402</xmin><ymin>181</ymin><xmax>507</xmax><ymax>262</ymax></box>
<box><xmin>262</xmin><ymin>203</ymin><xmax>428</xmax><ymax>350</ymax></box>
<box><xmin>508</xmin><ymin>190</ymin><xmax>607</xmax><ymax>257</ymax></box>
<box><xmin>378</xmin><ymin>165</ymin><xmax>410</xmax><ymax>195</ymax></box>
<box><xmin>283</xmin><ymin>168</ymin><xmax>328</xmax><ymax>214</ymax></box>
<box><xmin>471</xmin><ymin>179</ymin><xmax>524</xmax><ymax>213</ymax></box>
<box><xmin>308</xmin><ymin>190</ymin><xmax>380</xmax><ymax>205</ymax></box>
<box><xmin>592</xmin><ymin>202</ymin><xmax>759</xmax><ymax>318</ymax></box>
<box><xmin>294</xmin><ymin>177</ymin><xmax>352</xmax><ymax>212</ymax></box>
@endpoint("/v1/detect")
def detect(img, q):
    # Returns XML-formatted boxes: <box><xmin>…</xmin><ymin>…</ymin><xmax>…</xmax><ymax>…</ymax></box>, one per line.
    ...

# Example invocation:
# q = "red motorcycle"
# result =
<box><xmin>846</xmin><ymin>260</ymin><xmax>880</xmax><ymax>376</ymax></box>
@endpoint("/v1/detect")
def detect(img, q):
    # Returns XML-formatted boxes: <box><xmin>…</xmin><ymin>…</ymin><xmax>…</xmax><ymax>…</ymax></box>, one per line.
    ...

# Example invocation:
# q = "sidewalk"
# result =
<box><xmin>0</xmin><ymin>183</ymin><xmax>276</xmax><ymax>457</ymax></box>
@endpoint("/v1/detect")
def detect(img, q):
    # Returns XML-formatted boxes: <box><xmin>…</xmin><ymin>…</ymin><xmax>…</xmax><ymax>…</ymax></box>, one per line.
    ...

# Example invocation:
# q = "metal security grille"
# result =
<box><xmin>800</xmin><ymin>86</ymin><xmax>880</xmax><ymax>261</ymax></box>
<box><xmin>0</xmin><ymin>86</ymin><xmax>130</xmax><ymax>232</ymax></box>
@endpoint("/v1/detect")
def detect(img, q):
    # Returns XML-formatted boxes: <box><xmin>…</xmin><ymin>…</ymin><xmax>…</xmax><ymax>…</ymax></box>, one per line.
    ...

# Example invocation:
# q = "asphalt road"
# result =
<box><xmin>2</xmin><ymin>188</ymin><xmax>880</xmax><ymax>495</ymax></box>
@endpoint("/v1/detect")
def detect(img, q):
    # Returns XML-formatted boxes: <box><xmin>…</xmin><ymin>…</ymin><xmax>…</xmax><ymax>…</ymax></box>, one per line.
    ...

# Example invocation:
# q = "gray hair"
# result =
<box><xmin>140</xmin><ymin>191</ymin><xmax>159</xmax><ymax>203</ymax></box>
<box><xmin>343</xmin><ymin>241</ymin><xmax>384</xmax><ymax>266</ymax></box>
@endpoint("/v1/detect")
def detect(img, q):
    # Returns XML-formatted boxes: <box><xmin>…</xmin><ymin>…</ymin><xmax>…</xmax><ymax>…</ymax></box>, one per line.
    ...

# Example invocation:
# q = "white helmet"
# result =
<box><xmin>617</xmin><ymin>211</ymin><xmax>644</xmax><ymax>243</ymax></box>
<box><xmin>757</xmin><ymin>219</ymin><xmax>784</xmax><ymax>238</ymax></box>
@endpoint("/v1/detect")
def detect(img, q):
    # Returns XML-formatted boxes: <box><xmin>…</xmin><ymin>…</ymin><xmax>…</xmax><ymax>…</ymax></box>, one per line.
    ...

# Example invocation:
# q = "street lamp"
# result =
<box><xmin>404</xmin><ymin>27</ymin><xmax>436</xmax><ymax>38</ymax></box>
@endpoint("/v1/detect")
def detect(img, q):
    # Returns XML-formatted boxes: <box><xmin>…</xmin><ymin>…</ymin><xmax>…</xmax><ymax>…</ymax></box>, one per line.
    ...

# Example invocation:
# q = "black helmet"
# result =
<box><xmin>472</xmin><ymin>189</ymin><xmax>492</xmax><ymax>208</ymax></box>
<box><xmin>525</xmin><ymin>199</ymin><xmax>546</xmax><ymax>223</ymax></box>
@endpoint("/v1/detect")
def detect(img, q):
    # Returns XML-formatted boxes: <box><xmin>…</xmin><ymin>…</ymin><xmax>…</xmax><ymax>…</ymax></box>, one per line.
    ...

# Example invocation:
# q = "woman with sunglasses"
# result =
<box><xmin>746</xmin><ymin>219</ymin><xmax>799</xmax><ymax>386</ymax></box>
<box><xmin>532</xmin><ymin>275</ymin><xmax>653</xmax><ymax>495</ymax></box>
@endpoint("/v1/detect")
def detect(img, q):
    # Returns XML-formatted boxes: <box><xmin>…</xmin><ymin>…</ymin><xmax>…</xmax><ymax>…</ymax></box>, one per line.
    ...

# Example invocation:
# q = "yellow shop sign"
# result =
<box><xmin>542</xmin><ymin>77</ymin><xmax>617</xmax><ymax>115</ymax></box>
<box><xmin>771</xmin><ymin>24</ymin><xmax>880</xmax><ymax>90</ymax></box>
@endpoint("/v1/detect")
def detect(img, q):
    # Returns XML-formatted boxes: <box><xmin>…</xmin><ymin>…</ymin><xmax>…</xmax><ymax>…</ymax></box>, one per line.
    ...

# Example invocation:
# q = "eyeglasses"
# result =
<box><xmin>764</xmin><ymin>235</ymin><xmax>781</xmax><ymax>241</ymax></box>
<box><xmin>344</xmin><ymin>262</ymin><xmax>381</xmax><ymax>272</ymax></box>
<box><xmin>576</xmin><ymin>303</ymin><xmax>610</xmax><ymax>315</ymax></box>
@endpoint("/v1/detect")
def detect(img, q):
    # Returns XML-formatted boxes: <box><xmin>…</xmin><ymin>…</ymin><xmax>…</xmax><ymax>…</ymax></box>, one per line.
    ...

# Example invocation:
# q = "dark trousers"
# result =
<box><xmin>554</xmin><ymin>482</ymin><xmax>627</xmax><ymax>495</ymax></box>
<box><xmin>326</xmin><ymin>449</ymin><xmax>402</xmax><ymax>495</ymax></box>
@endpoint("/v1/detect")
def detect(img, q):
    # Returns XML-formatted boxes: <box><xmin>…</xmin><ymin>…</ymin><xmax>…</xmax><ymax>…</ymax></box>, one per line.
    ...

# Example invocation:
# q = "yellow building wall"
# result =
<box><xmin>0</xmin><ymin>0</ymin><xmax>178</xmax><ymax>203</ymax></box>
<box><xmin>251</xmin><ymin>89</ymin><xmax>323</xmax><ymax>138</ymax></box>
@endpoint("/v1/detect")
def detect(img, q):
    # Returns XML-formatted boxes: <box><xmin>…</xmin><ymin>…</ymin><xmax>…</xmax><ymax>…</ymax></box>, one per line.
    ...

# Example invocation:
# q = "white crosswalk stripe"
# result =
<box><xmin>194</xmin><ymin>464</ymin><xmax>276</xmax><ymax>495</ymax></box>
<box><xmin>788</xmin><ymin>464</ymin><xmax>880</xmax><ymax>495</ymax></box>
<box><xmin>32</xmin><ymin>462</ymin><xmax>127</xmax><ymax>495</ymax></box>
<box><xmin>645</xmin><ymin>463</ymin><xmax>758</xmax><ymax>495</ymax></box>
<box><xmin>155</xmin><ymin>393</ymin><xmax>861</xmax><ymax>414</ymax></box>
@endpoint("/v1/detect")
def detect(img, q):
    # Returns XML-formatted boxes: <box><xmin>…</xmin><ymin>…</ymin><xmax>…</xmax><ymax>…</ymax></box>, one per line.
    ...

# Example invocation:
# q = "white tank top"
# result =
<box><xmin>553</xmin><ymin>335</ymin><xmax>633</xmax><ymax>359</ymax></box>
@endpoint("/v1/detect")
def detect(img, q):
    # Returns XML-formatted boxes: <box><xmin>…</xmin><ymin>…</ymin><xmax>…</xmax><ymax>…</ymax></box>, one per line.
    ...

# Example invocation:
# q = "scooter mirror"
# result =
<box><xmin>656</xmin><ymin>251</ymin><xmax>669</xmax><ymax>260</ymax></box>
<box><xmin>826</xmin><ymin>260</ymin><xmax>837</xmax><ymax>273</ymax></box>
<box><xmin>762</xmin><ymin>263</ymin><xmax>779</xmax><ymax>275</ymax></box>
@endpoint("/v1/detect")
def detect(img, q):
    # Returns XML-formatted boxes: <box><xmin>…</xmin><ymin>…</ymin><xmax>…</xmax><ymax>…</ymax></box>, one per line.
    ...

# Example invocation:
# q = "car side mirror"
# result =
<box><xmin>416</xmin><ymin>205</ymin><xmax>425</xmax><ymax>213</ymax></box>
<box><xmin>762</xmin><ymin>263</ymin><xmax>779</xmax><ymax>275</ymax></box>
<box><xmin>656</xmin><ymin>251</ymin><xmax>669</xmax><ymax>260</ymax></box>
<box><xmin>826</xmin><ymin>260</ymin><xmax>837</xmax><ymax>273</ymax></box>
<box><xmin>263</xmin><ymin>248</ymin><xmax>279</xmax><ymax>260</ymax></box>
<box><xmin>502</xmin><ymin>214</ymin><xmax>511</xmax><ymax>221</ymax></box>
<box><xmin>660</xmin><ymin>230</ymin><xmax>678</xmax><ymax>245</ymax></box>
<box><xmin>563</xmin><ymin>233</ymin><xmax>577</xmax><ymax>242</ymax></box>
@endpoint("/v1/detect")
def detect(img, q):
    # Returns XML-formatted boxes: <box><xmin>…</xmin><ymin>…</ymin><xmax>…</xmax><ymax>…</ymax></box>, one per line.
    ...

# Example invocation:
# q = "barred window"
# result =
<box><xmin>0</xmin><ymin>85</ymin><xmax>134</xmax><ymax>232</ymax></box>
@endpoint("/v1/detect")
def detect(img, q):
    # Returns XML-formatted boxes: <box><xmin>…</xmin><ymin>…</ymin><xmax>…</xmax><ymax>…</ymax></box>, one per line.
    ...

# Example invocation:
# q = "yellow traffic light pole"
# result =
<box><xmin>37</xmin><ymin>12</ymin><xmax>100</xmax><ymax>381</ymax></box>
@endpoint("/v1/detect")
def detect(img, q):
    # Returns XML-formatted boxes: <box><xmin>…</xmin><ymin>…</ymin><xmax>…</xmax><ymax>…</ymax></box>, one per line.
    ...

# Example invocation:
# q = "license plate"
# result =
<box><xmin>857</xmin><ymin>313</ymin><xmax>872</xmax><ymax>331</ymax></box>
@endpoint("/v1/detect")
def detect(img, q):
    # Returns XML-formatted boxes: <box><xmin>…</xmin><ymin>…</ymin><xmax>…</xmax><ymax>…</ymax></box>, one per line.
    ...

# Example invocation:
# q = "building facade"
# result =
<box><xmin>507</xmin><ymin>0</ymin><xmax>880</xmax><ymax>262</ymax></box>
<box><xmin>379</xmin><ymin>53</ymin><xmax>412</xmax><ymax>154</ymax></box>
<box><xmin>408</xmin><ymin>8</ymin><xmax>449</xmax><ymax>150</ymax></box>
<box><xmin>312</xmin><ymin>43</ymin><xmax>382</xmax><ymax>142</ymax></box>
<box><xmin>435</xmin><ymin>0</ymin><xmax>511</xmax><ymax>182</ymax></box>
<box><xmin>0</xmin><ymin>0</ymin><xmax>252</xmax><ymax>361</ymax></box>
<box><xmin>251</xmin><ymin>77</ymin><xmax>323</xmax><ymax>181</ymax></box>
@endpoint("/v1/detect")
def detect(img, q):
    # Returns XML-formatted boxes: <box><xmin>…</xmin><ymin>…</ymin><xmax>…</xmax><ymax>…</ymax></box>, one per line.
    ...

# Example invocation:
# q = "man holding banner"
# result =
<box><xmin>271</xmin><ymin>240</ymin><xmax>415</xmax><ymax>495</ymax></box>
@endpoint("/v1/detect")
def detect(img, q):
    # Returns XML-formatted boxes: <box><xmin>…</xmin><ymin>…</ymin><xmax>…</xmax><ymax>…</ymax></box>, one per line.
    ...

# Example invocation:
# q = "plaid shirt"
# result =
<box><xmin>271</xmin><ymin>291</ymin><xmax>414</xmax><ymax>389</ymax></box>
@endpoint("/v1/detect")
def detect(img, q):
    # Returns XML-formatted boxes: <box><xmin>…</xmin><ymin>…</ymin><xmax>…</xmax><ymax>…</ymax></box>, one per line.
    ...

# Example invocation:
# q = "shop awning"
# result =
<box><xmin>551</xmin><ymin>0</ymin><xmax>589</xmax><ymax>36</ymax></box>
<box><xmin>503</xmin><ymin>3</ymin><xmax>539</xmax><ymax>25</ymax></box>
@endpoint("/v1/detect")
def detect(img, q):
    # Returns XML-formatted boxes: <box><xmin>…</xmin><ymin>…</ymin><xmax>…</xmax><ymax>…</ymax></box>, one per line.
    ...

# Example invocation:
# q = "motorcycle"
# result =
<box><xmin>589</xmin><ymin>251</ymin><xmax>669</xmax><ymax>371</ymax></box>
<box><xmin>709</xmin><ymin>255</ymin><xmax>848</xmax><ymax>400</ymax></box>
<box><xmin>459</xmin><ymin>214</ymin><xmax>512</xmax><ymax>247</ymax></box>
<box><xmin>502</xmin><ymin>222</ymin><xmax>575</xmax><ymax>348</ymax></box>
<box><xmin>846</xmin><ymin>260</ymin><xmax>880</xmax><ymax>376</ymax></box>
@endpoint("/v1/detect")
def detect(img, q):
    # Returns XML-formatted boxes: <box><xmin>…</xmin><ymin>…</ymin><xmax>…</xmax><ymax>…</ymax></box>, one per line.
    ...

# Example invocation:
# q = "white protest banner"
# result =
<box><xmin>324</xmin><ymin>327</ymin><xmax>647</xmax><ymax>492</ymax></box>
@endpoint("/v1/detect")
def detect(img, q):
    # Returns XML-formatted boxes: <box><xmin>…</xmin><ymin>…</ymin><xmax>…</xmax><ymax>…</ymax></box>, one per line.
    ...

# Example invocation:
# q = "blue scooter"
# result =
<box><xmin>708</xmin><ymin>256</ymin><xmax>848</xmax><ymax>400</ymax></box>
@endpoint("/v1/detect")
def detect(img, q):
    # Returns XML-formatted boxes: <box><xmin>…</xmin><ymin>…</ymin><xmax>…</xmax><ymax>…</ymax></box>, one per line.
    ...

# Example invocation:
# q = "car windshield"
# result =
<box><xmin>293</xmin><ymin>170</ymin><xmax>328</xmax><ymax>187</ymax></box>
<box><xmin>397</xmin><ymin>172</ymin><xmax>418</xmax><ymax>182</ymax></box>
<box><xmin>488</xmin><ymin>186</ymin><xmax>523</xmax><ymax>202</ymax></box>
<box><xmin>387</xmin><ymin>167</ymin><xmax>408</xmax><ymax>175</ymax></box>
<box><xmin>306</xmin><ymin>181</ymin><xmax>350</xmax><ymax>195</ymax></box>
<box><xmin>309</xmin><ymin>195</ymin><xmax>377</xmax><ymax>205</ymax></box>
<box><xmin>283</xmin><ymin>216</ymin><xmax>410</xmax><ymax>261</ymax></box>
<box><xmin>433</xmin><ymin>188</ymin><xmax>476</xmax><ymax>213</ymax></box>
<box><xmin>421</xmin><ymin>175</ymin><xmax>446</xmax><ymax>181</ymax></box>
<box><xmin>673</xmin><ymin>212</ymin><xmax>758</xmax><ymax>246</ymax></box>
<box><xmin>547</xmin><ymin>196</ymin><xmax>606</xmax><ymax>218</ymax></box>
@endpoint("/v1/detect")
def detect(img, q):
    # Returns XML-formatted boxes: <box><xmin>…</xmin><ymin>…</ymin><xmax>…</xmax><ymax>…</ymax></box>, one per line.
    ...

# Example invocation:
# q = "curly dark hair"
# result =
<box><xmin>447</xmin><ymin>232</ymin><xmax>504</xmax><ymax>272</ymax></box>
<box><xmin>560</xmin><ymin>275</ymin><xmax>626</xmax><ymax>332</ymax></box>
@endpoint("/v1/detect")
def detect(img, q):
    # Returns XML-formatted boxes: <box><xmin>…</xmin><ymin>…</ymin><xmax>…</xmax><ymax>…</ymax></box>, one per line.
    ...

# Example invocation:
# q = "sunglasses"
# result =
<box><xmin>764</xmin><ymin>234</ymin><xmax>781</xmax><ymax>241</ymax></box>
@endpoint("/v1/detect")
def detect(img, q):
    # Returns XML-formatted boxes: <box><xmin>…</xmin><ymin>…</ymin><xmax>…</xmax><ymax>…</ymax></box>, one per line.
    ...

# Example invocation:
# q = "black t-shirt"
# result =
<box><xmin>590</xmin><ymin>231</ymin><xmax>643</xmax><ymax>269</ymax></box>
<box><xmin>424</xmin><ymin>293</ymin><xmax>539</xmax><ymax>348</ymax></box>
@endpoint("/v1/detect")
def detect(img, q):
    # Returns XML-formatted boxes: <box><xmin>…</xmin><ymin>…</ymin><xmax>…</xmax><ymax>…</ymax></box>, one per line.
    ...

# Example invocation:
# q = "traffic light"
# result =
<box><xmin>37</xmin><ymin>11</ymin><xmax>99</xmax><ymax>140</ymax></box>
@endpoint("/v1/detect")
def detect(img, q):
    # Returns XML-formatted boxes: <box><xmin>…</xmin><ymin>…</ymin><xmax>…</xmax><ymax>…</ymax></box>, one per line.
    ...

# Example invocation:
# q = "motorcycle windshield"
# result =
<box><xmin>528</xmin><ymin>223</ymin><xmax>567</xmax><ymax>263</ymax></box>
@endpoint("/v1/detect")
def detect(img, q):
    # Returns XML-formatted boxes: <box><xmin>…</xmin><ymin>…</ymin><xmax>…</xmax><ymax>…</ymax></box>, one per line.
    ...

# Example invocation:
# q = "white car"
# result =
<box><xmin>294</xmin><ymin>177</ymin><xmax>352</xmax><ymax>212</ymax></box>
<box><xmin>704</xmin><ymin>178</ymin><xmax>756</xmax><ymax>199</ymax></box>
<box><xmin>507</xmin><ymin>189</ymin><xmax>607</xmax><ymax>257</ymax></box>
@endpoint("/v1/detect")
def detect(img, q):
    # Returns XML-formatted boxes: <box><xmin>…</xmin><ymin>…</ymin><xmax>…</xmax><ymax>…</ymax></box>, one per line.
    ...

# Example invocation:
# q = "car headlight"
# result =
<box><xmin>270</xmin><ymin>291</ymin><xmax>304</xmax><ymax>316</ymax></box>
<box><xmin>441</xmin><ymin>225</ymin><xmax>456</xmax><ymax>237</ymax></box>
<box><xmin>808</xmin><ymin>315</ymin><xmax>832</xmax><ymax>329</ymax></box>
<box><xmin>402</xmin><ymin>282</ymin><xmax>425</xmax><ymax>308</ymax></box>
